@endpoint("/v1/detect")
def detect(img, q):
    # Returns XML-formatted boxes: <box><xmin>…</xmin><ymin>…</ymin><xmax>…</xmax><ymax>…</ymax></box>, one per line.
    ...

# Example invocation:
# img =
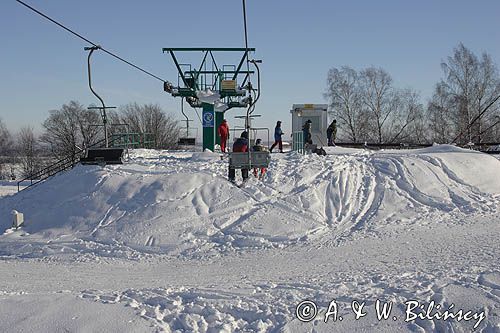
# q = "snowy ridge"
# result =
<box><xmin>0</xmin><ymin>145</ymin><xmax>498</xmax><ymax>258</ymax></box>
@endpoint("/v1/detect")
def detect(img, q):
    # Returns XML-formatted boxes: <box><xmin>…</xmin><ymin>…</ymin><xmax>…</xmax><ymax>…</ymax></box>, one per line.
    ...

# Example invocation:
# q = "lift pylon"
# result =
<box><xmin>162</xmin><ymin>48</ymin><xmax>257</xmax><ymax>151</ymax></box>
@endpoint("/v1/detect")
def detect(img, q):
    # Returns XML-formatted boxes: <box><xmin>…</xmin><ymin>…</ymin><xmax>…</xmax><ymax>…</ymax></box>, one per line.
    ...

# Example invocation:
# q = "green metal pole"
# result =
<box><xmin>202</xmin><ymin>103</ymin><xmax>215</xmax><ymax>151</ymax></box>
<box><xmin>215</xmin><ymin>111</ymin><xmax>224</xmax><ymax>146</ymax></box>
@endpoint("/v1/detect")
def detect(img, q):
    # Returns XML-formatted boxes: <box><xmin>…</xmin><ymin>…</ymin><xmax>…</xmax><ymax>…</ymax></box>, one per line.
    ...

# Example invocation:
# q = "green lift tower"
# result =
<box><xmin>162</xmin><ymin>48</ymin><xmax>256</xmax><ymax>151</ymax></box>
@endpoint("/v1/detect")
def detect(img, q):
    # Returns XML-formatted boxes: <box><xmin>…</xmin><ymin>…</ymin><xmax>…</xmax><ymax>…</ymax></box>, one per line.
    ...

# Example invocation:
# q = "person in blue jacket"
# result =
<box><xmin>270</xmin><ymin>121</ymin><xmax>284</xmax><ymax>153</ymax></box>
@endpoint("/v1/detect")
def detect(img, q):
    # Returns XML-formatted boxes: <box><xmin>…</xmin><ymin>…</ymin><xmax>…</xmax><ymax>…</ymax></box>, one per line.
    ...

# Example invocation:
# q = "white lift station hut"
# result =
<box><xmin>290</xmin><ymin>104</ymin><xmax>328</xmax><ymax>145</ymax></box>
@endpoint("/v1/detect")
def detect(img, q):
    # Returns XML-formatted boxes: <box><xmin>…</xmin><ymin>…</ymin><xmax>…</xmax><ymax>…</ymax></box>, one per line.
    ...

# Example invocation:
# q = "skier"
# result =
<box><xmin>327</xmin><ymin>119</ymin><xmax>337</xmax><ymax>146</ymax></box>
<box><xmin>302</xmin><ymin>120</ymin><xmax>312</xmax><ymax>145</ymax></box>
<box><xmin>252</xmin><ymin>138</ymin><xmax>267</xmax><ymax>179</ymax></box>
<box><xmin>270</xmin><ymin>121</ymin><xmax>284</xmax><ymax>153</ymax></box>
<box><xmin>228</xmin><ymin>131</ymin><xmax>249</xmax><ymax>183</ymax></box>
<box><xmin>218</xmin><ymin>119</ymin><xmax>230</xmax><ymax>153</ymax></box>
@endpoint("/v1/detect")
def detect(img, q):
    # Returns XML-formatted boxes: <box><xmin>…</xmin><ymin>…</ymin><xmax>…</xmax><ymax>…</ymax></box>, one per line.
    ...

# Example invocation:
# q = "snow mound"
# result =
<box><xmin>0</xmin><ymin>146</ymin><xmax>498</xmax><ymax>258</ymax></box>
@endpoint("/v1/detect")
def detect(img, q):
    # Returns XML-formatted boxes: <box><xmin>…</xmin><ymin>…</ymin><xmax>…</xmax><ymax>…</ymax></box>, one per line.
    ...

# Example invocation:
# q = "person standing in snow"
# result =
<box><xmin>270</xmin><ymin>121</ymin><xmax>284</xmax><ymax>153</ymax></box>
<box><xmin>302</xmin><ymin>119</ymin><xmax>312</xmax><ymax>145</ymax></box>
<box><xmin>229</xmin><ymin>131</ymin><xmax>249</xmax><ymax>182</ymax></box>
<box><xmin>218</xmin><ymin>119</ymin><xmax>230</xmax><ymax>153</ymax></box>
<box><xmin>327</xmin><ymin>119</ymin><xmax>337</xmax><ymax>146</ymax></box>
<box><xmin>252</xmin><ymin>138</ymin><xmax>267</xmax><ymax>179</ymax></box>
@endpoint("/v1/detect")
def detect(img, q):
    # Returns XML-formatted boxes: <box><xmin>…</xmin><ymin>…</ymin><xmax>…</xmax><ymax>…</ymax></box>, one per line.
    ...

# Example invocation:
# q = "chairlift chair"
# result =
<box><xmin>80</xmin><ymin>147</ymin><xmax>124</xmax><ymax>166</ymax></box>
<box><xmin>229</xmin><ymin>151</ymin><xmax>270</xmax><ymax>170</ymax></box>
<box><xmin>178</xmin><ymin>137</ymin><xmax>196</xmax><ymax>146</ymax></box>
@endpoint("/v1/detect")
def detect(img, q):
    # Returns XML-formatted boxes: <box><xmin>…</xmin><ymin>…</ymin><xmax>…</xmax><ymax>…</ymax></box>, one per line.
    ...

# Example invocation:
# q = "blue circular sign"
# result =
<box><xmin>203</xmin><ymin>112</ymin><xmax>214</xmax><ymax>122</ymax></box>
<box><xmin>203</xmin><ymin>111</ymin><xmax>214</xmax><ymax>127</ymax></box>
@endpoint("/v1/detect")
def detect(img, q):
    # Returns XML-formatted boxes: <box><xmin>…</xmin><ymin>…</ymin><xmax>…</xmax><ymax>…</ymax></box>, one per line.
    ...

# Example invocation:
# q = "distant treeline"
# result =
<box><xmin>0</xmin><ymin>103</ymin><xmax>180</xmax><ymax>179</ymax></box>
<box><xmin>325</xmin><ymin>43</ymin><xmax>500</xmax><ymax>144</ymax></box>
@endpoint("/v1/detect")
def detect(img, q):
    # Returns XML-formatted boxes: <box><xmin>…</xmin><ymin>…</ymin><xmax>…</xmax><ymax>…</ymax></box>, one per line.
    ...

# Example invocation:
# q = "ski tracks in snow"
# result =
<box><xmin>78</xmin><ymin>268</ymin><xmax>500</xmax><ymax>332</ymax></box>
<box><xmin>205</xmin><ymin>148</ymin><xmax>499</xmax><ymax>252</ymax></box>
<box><xmin>90</xmin><ymin>203</ymin><xmax>127</xmax><ymax>237</ymax></box>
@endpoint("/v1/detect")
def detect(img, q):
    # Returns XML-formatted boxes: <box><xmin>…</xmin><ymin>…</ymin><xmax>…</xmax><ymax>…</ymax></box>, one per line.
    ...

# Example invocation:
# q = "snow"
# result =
<box><xmin>195</xmin><ymin>89</ymin><xmax>229</xmax><ymax>112</ymax></box>
<box><xmin>0</xmin><ymin>145</ymin><xmax>498</xmax><ymax>332</ymax></box>
<box><xmin>0</xmin><ymin>292</ymin><xmax>151</xmax><ymax>332</ymax></box>
<box><xmin>196</xmin><ymin>89</ymin><xmax>221</xmax><ymax>105</ymax></box>
<box><xmin>0</xmin><ymin>180</ymin><xmax>28</xmax><ymax>197</ymax></box>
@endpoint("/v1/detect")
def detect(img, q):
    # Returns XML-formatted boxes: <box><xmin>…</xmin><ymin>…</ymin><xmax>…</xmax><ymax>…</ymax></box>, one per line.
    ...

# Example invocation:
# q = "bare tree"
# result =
<box><xmin>427</xmin><ymin>82</ymin><xmax>454</xmax><ymax>143</ymax></box>
<box><xmin>325</xmin><ymin>66</ymin><xmax>426</xmax><ymax>144</ymax></box>
<box><xmin>407</xmin><ymin>106</ymin><xmax>428</xmax><ymax>144</ymax></box>
<box><xmin>0</xmin><ymin>118</ymin><xmax>13</xmax><ymax>179</ymax></box>
<box><xmin>41</xmin><ymin>101</ymin><xmax>101</xmax><ymax>159</ymax></box>
<box><xmin>472</xmin><ymin>53</ymin><xmax>500</xmax><ymax>142</ymax></box>
<box><xmin>77</xmin><ymin>105</ymin><xmax>103</xmax><ymax>148</ymax></box>
<box><xmin>359</xmin><ymin>67</ymin><xmax>398</xmax><ymax>143</ymax></box>
<box><xmin>386</xmin><ymin>89</ymin><xmax>426</xmax><ymax>143</ymax></box>
<box><xmin>324</xmin><ymin>66</ymin><xmax>366</xmax><ymax>142</ymax></box>
<box><xmin>118</xmin><ymin>103</ymin><xmax>180</xmax><ymax>148</ymax></box>
<box><xmin>440</xmin><ymin>43</ymin><xmax>478</xmax><ymax>142</ymax></box>
<box><xmin>432</xmin><ymin>43</ymin><xmax>500</xmax><ymax>143</ymax></box>
<box><xmin>18</xmin><ymin>126</ymin><xmax>42</xmax><ymax>178</ymax></box>
<box><xmin>0</xmin><ymin>118</ymin><xmax>12</xmax><ymax>157</ymax></box>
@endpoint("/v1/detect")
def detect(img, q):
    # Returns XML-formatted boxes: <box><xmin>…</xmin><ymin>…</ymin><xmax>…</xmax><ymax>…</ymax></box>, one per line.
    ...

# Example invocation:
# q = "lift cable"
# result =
<box><xmin>15</xmin><ymin>0</ymin><xmax>170</xmax><ymax>84</ymax></box>
<box><xmin>242</xmin><ymin>0</ymin><xmax>253</xmax><ymax>120</ymax></box>
<box><xmin>451</xmin><ymin>93</ymin><xmax>500</xmax><ymax>144</ymax></box>
<box><xmin>242</xmin><ymin>0</ymin><xmax>251</xmax><ymax>83</ymax></box>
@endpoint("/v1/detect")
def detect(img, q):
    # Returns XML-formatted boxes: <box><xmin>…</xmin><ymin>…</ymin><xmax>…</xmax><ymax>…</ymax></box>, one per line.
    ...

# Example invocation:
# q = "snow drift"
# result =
<box><xmin>0</xmin><ymin>145</ymin><xmax>498</xmax><ymax>258</ymax></box>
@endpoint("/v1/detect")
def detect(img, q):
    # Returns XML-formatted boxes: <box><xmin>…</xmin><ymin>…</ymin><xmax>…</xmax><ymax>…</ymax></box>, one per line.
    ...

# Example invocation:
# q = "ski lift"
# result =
<box><xmin>233</xmin><ymin>115</ymin><xmax>270</xmax><ymax>148</ymax></box>
<box><xmin>81</xmin><ymin>45</ymin><xmax>124</xmax><ymax>165</ymax></box>
<box><xmin>229</xmin><ymin>151</ymin><xmax>270</xmax><ymax>169</ymax></box>
<box><xmin>80</xmin><ymin>147</ymin><xmax>124</xmax><ymax>165</ymax></box>
<box><xmin>177</xmin><ymin>98</ymin><xmax>197</xmax><ymax>146</ymax></box>
<box><xmin>228</xmin><ymin>56</ymin><xmax>271</xmax><ymax>171</ymax></box>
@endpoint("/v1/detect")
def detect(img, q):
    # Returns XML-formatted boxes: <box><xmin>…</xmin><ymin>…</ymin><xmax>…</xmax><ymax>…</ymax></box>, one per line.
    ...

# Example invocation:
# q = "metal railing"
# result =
<box><xmin>335</xmin><ymin>142</ymin><xmax>433</xmax><ymax>150</ymax></box>
<box><xmin>229</xmin><ymin>127</ymin><xmax>270</xmax><ymax>150</ymax></box>
<box><xmin>111</xmin><ymin>132</ymin><xmax>155</xmax><ymax>149</ymax></box>
<box><xmin>17</xmin><ymin>153</ymin><xmax>82</xmax><ymax>192</ymax></box>
<box><xmin>331</xmin><ymin>142</ymin><xmax>500</xmax><ymax>153</ymax></box>
<box><xmin>16</xmin><ymin>133</ymin><xmax>134</xmax><ymax>192</ymax></box>
<box><xmin>292</xmin><ymin>131</ymin><xmax>304</xmax><ymax>154</ymax></box>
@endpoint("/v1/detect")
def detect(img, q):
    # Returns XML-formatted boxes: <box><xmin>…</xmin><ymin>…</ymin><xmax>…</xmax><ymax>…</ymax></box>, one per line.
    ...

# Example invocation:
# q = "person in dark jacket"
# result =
<box><xmin>327</xmin><ymin>120</ymin><xmax>337</xmax><ymax>146</ymax></box>
<box><xmin>302</xmin><ymin>120</ymin><xmax>312</xmax><ymax>145</ymax></box>
<box><xmin>270</xmin><ymin>121</ymin><xmax>284</xmax><ymax>153</ymax></box>
<box><xmin>228</xmin><ymin>131</ymin><xmax>249</xmax><ymax>182</ymax></box>
<box><xmin>217</xmin><ymin>119</ymin><xmax>230</xmax><ymax>153</ymax></box>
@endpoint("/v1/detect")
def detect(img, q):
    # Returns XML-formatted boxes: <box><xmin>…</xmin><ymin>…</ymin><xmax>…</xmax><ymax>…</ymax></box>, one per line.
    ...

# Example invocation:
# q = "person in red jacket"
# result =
<box><xmin>217</xmin><ymin>119</ymin><xmax>230</xmax><ymax>153</ymax></box>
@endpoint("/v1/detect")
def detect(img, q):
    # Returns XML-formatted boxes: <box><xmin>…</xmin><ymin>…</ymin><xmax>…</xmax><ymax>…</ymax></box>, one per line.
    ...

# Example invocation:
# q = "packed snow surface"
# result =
<box><xmin>0</xmin><ymin>145</ymin><xmax>498</xmax><ymax>332</ymax></box>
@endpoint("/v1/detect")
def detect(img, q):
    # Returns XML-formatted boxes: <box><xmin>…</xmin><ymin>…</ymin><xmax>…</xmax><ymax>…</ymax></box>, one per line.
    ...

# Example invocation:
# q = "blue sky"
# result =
<box><xmin>1</xmin><ymin>0</ymin><xmax>499</xmax><ymax>134</ymax></box>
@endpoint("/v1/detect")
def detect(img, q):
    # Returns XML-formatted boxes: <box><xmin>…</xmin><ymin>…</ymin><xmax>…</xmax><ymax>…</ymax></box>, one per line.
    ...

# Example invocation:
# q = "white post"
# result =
<box><xmin>11</xmin><ymin>210</ymin><xmax>24</xmax><ymax>229</ymax></box>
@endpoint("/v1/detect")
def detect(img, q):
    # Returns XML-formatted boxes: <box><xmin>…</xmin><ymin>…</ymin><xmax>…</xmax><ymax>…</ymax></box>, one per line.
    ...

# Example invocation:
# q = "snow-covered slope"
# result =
<box><xmin>1</xmin><ymin>145</ymin><xmax>498</xmax><ymax>257</ymax></box>
<box><xmin>0</xmin><ymin>146</ymin><xmax>498</xmax><ymax>332</ymax></box>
